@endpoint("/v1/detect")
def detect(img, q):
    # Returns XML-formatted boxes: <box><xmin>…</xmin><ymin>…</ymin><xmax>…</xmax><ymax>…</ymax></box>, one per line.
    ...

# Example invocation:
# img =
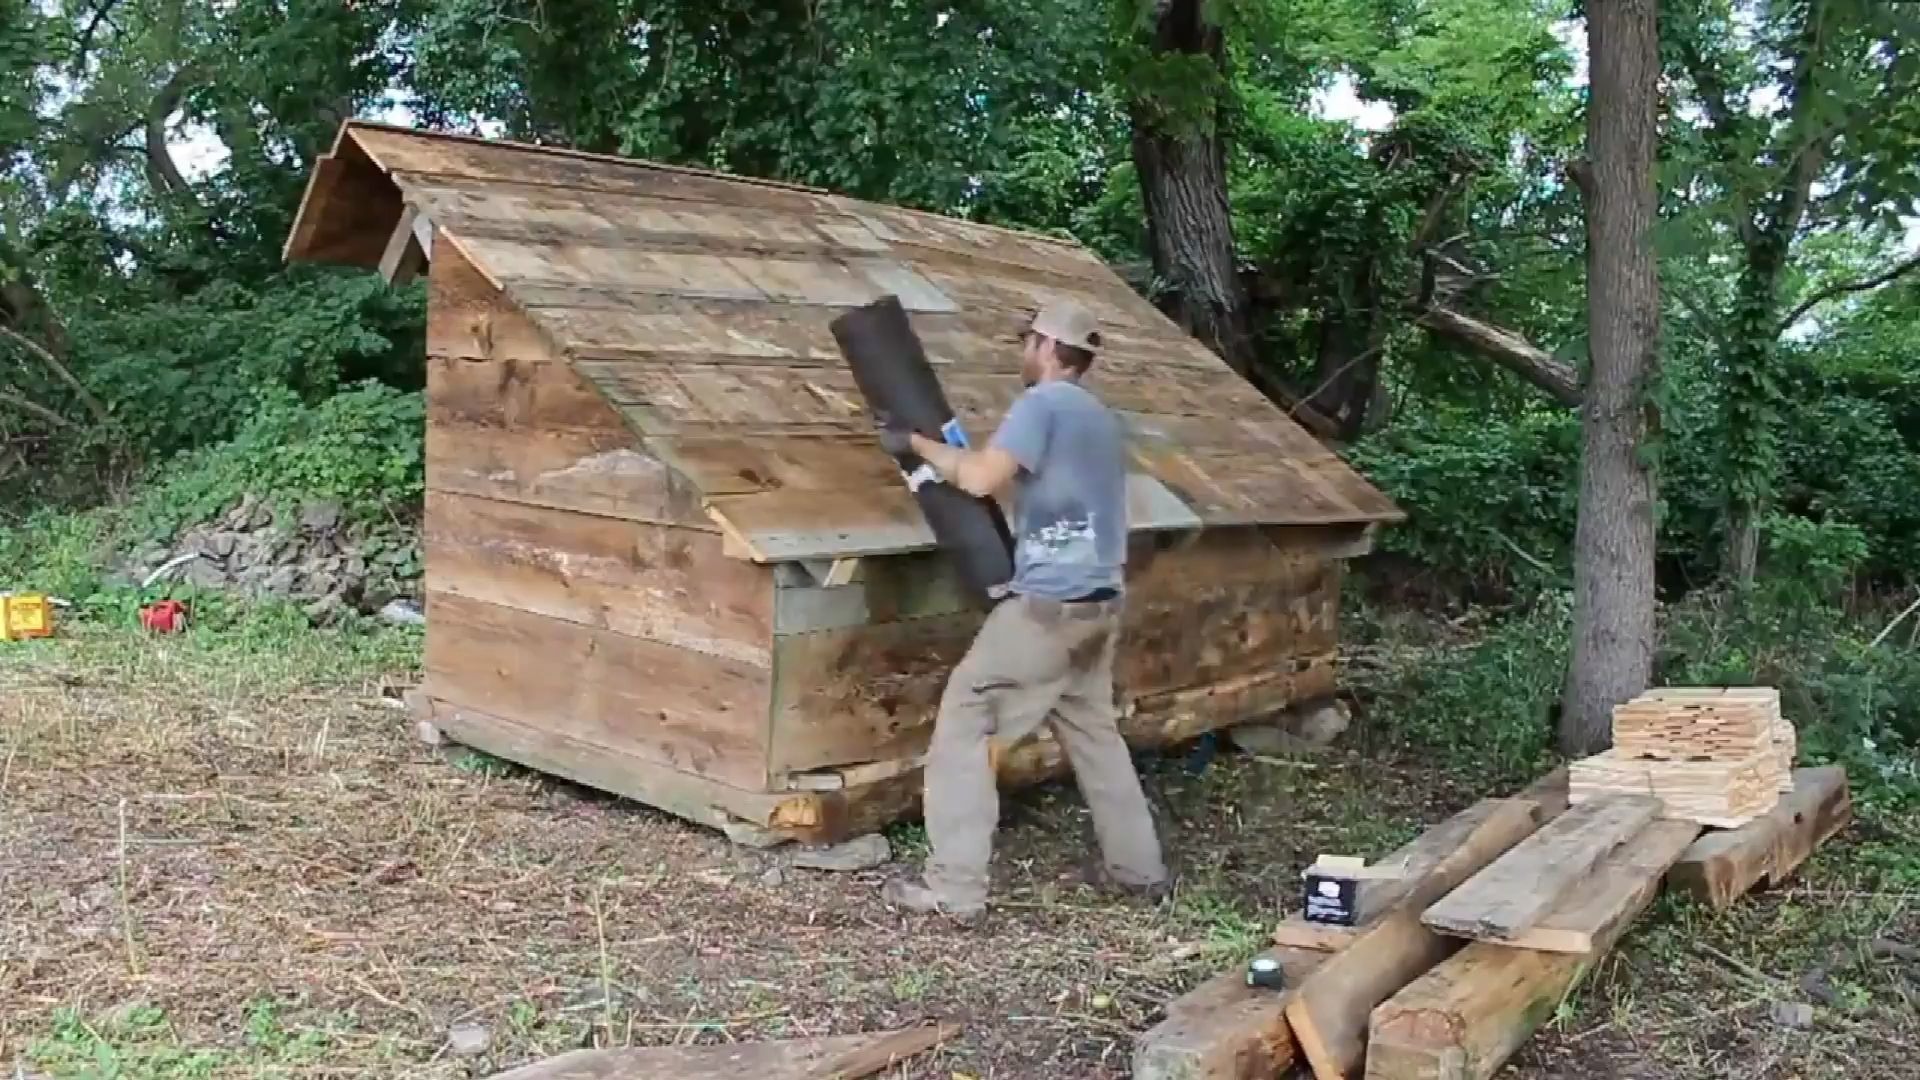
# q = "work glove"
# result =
<box><xmin>872</xmin><ymin>410</ymin><xmax>917</xmax><ymax>458</ymax></box>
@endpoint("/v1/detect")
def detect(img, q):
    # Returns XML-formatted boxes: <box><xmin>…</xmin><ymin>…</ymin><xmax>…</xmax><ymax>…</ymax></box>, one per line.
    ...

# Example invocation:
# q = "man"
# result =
<box><xmin>876</xmin><ymin>299</ymin><xmax>1170</xmax><ymax>924</ymax></box>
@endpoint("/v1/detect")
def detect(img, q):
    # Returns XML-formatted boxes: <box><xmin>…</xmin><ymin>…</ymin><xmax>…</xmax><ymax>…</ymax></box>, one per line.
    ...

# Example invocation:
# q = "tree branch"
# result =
<box><xmin>1777</xmin><ymin>249</ymin><xmax>1920</xmax><ymax>332</ymax></box>
<box><xmin>144</xmin><ymin>66</ymin><xmax>198</xmax><ymax>202</ymax></box>
<box><xmin>0</xmin><ymin>387</ymin><xmax>78</xmax><ymax>430</ymax></box>
<box><xmin>0</xmin><ymin>323</ymin><xmax>111</xmax><ymax>426</ymax></box>
<box><xmin>1417</xmin><ymin>305</ymin><xmax>1584</xmax><ymax>408</ymax></box>
<box><xmin>70</xmin><ymin>0</ymin><xmax>126</xmax><ymax>77</ymax></box>
<box><xmin>1677</xmin><ymin>35</ymin><xmax>1760</xmax><ymax>248</ymax></box>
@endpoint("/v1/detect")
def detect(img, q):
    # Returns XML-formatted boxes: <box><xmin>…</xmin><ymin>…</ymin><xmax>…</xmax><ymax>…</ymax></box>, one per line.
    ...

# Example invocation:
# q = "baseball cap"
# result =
<box><xmin>1022</xmin><ymin>299</ymin><xmax>1102</xmax><ymax>352</ymax></box>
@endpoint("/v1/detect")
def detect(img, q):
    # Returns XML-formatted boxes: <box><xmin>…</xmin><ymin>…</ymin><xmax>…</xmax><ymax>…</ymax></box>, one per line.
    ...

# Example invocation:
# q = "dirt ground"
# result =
<box><xmin>3</xmin><ymin>624</ymin><xmax>1916</xmax><ymax>1078</ymax></box>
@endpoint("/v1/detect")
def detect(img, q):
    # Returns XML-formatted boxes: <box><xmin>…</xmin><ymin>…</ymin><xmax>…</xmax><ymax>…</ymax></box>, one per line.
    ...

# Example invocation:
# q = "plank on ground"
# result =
<box><xmin>1420</xmin><ymin>795</ymin><xmax>1660</xmax><ymax>943</ymax></box>
<box><xmin>1284</xmin><ymin>798</ymin><xmax>1554</xmax><ymax>1080</ymax></box>
<box><xmin>1365</xmin><ymin>838</ymin><xmax>1672</xmax><ymax>1080</ymax></box>
<box><xmin>1502</xmin><ymin>819</ymin><xmax>1701</xmax><ymax>953</ymax></box>
<box><xmin>1131</xmin><ymin>946</ymin><xmax>1330</xmax><ymax>1080</ymax></box>
<box><xmin>482</xmin><ymin>1020</ymin><xmax>957</xmax><ymax>1079</ymax></box>
<box><xmin>1665</xmin><ymin>765</ymin><xmax>1851</xmax><ymax>910</ymax></box>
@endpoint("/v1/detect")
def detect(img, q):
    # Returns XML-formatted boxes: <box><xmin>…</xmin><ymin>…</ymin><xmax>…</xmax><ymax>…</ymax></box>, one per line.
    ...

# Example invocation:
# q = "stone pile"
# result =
<box><xmin>115</xmin><ymin>495</ymin><xmax>421</xmax><ymax>622</ymax></box>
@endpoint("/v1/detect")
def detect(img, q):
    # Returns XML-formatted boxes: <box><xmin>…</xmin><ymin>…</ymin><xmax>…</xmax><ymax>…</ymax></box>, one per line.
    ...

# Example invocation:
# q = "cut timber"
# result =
<box><xmin>1421</xmin><ymin>795</ymin><xmax>1659</xmax><ymax>943</ymax></box>
<box><xmin>1666</xmin><ymin>765</ymin><xmax>1852</xmax><ymax>910</ymax></box>
<box><xmin>1272</xmin><ymin>770</ymin><xmax>1572</xmax><ymax>953</ymax></box>
<box><xmin>1612</xmin><ymin>687</ymin><xmax>1779</xmax><ymax>762</ymax></box>
<box><xmin>1503</xmin><ymin>819</ymin><xmax>1701</xmax><ymax>953</ymax></box>
<box><xmin>1285</xmin><ymin>798</ymin><xmax>1553</xmax><ymax>1080</ymax></box>
<box><xmin>483</xmin><ymin>1020</ymin><xmax>958</xmax><ymax>1079</ymax></box>
<box><xmin>1367</xmin><ymin>811</ymin><xmax>1674</xmax><ymax>1080</ymax></box>
<box><xmin>380</xmin><ymin>204</ymin><xmax>429</xmax><ymax>285</ymax></box>
<box><xmin>1569</xmin><ymin>749</ymin><xmax>1778</xmax><ymax>828</ymax></box>
<box><xmin>1131</xmin><ymin>946</ymin><xmax>1328</xmax><ymax>1080</ymax></box>
<box><xmin>1366</xmin><ymin>943</ymin><xmax>1603</xmax><ymax>1080</ymax></box>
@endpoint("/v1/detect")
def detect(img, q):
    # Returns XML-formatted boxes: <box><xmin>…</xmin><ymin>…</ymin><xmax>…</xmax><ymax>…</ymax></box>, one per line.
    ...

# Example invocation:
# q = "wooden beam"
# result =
<box><xmin>379</xmin><ymin>204</ymin><xmax>429</xmax><ymax>285</ymax></box>
<box><xmin>1503</xmin><ymin>819</ymin><xmax>1700</xmax><ymax>953</ymax></box>
<box><xmin>1416</xmin><ymin>306</ymin><xmax>1583</xmax><ymax>408</ymax></box>
<box><xmin>1420</xmin><ymin>795</ymin><xmax>1659</xmax><ymax>943</ymax></box>
<box><xmin>1665</xmin><ymin>765</ymin><xmax>1851</xmax><ymax>910</ymax></box>
<box><xmin>1132</xmin><ymin>946</ymin><xmax>1329</xmax><ymax>1080</ymax></box>
<box><xmin>1284</xmin><ymin>798</ymin><xmax>1551</xmax><ymax>1080</ymax></box>
<box><xmin>1366</xmin><ymin>825</ymin><xmax>1676</xmax><ymax>1080</ymax></box>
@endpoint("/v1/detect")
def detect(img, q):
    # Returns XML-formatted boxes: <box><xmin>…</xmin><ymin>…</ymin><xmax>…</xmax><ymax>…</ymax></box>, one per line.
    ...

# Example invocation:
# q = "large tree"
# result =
<box><xmin>1560</xmin><ymin>0</ymin><xmax>1662</xmax><ymax>754</ymax></box>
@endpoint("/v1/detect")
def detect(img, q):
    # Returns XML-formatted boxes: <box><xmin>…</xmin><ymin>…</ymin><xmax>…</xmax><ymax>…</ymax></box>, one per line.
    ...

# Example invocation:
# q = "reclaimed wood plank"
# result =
<box><xmin>426</xmin><ymin>419</ymin><xmax>710</xmax><ymax>529</ymax></box>
<box><xmin>1506</xmin><ymin>819</ymin><xmax>1701</xmax><ymax>953</ymax></box>
<box><xmin>1664</xmin><ymin>765</ymin><xmax>1852</xmax><ymax>910</ymax></box>
<box><xmin>427</xmin><ymin>245</ymin><xmax>559</xmax><ymax>362</ymax></box>
<box><xmin>1285</xmin><ymin>799</ymin><xmax>1553</xmax><ymax>1080</ymax></box>
<box><xmin>424</xmin><ymin>592</ymin><xmax>772</xmax><ymax>789</ymax></box>
<box><xmin>423</xmin><ymin>491</ymin><xmax>771</xmax><ymax>665</ymax></box>
<box><xmin>1131</xmin><ymin>946</ymin><xmax>1330</xmax><ymax>1080</ymax></box>
<box><xmin>1420</xmin><ymin>795</ymin><xmax>1660</xmax><ymax>943</ymax></box>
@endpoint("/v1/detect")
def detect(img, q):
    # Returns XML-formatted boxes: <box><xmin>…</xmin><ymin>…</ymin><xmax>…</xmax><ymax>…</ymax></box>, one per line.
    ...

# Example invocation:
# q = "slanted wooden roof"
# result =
<box><xmin>286</xmin><ymin>121</ymin><xmax>1401</xmax><ymax>562</ymax></box>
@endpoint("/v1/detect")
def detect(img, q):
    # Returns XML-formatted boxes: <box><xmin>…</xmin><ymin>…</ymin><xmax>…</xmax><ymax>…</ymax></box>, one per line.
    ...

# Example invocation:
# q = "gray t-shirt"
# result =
<box><xmin>987</xmin><ymin>379</ymin><xmax>1128</xmax><ymax>600</ymax></box>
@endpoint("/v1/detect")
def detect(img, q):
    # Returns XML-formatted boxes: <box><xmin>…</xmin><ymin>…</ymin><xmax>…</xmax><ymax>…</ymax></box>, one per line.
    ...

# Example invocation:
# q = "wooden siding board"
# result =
<box><xmin>424</xmin><ymin>591</ymin><xmax>772</xmax><ymax>789</ymax></box>
<box><xmin>423</xmin><ymin>491</ymin><xmax>772</xmax><ymax>666</ymax></box>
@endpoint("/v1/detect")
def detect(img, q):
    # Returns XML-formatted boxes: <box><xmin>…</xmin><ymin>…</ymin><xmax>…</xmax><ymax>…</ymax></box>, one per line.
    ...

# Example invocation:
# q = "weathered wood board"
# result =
<box><xmin>1421</xmin><ymin>795</ymin><xmax>1659</xmax><ymax>943</ymax></box>
<box><xmin>423</xmin><ymin>592</ymin><xmax>772</xmax><ymax>789</ymax></box>
<box><xmin>1503</xmin><ymin>819</ymin><xmax>1702</xmax><ymax>953</ymax></box>
<box><xmin>1366</xmin><ymin>842</ymin><xmax>1672</xmax><ymax>1080</ymax></box>
<box><xmin>1285</xmin><ymin>799</ymin><xmax>1554</xmax><ymax>1080</ymax></box>
<box><xmin>1132</xmin><ymin>946</ymin><xmax>1330</xmax><ymax>1080</ymax></box>
<box><xmin>1665</xmin><ymin>765</ymin><xmax>1852</xmax><ymax>910</ymax></box>
<box><xmin>423</xmin><ymin>491</ymin><xmax>771</xmax><ymax>665</ymax></box>
<box><xmin>484</xmin><ymin>1021</ymin><xmax>958</xmax><ymax>1079</ymax></box>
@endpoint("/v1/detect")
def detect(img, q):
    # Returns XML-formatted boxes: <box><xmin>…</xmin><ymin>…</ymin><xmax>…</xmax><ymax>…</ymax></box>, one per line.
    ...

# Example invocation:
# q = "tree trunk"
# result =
<box><xmin>1417</xmin><ymin>307</ymin><xmax>1584</xmax><ymax>408</ymax></box>
<box><xmin>1721</xmin><ymin>247</ymin><xmax>1789</xmax><ymax>584</ymax></box>
<box><xmin>1127</xmin><ymin>0</ymin><xmax>1254</xmax><ymax>375</ymax></box>
<box><xmin>1560</xmin><ymin>0</ymin><xmax>1661</xmax><ymax>756</ymax></box>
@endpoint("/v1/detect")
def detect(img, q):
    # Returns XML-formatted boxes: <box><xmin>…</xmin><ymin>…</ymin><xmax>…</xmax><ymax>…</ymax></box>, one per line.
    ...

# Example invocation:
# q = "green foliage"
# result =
<box><xmin>1349</xmin><ymin>590</ymin><xmax>1572</xmax><ymax>784</ymax></box>
<box><xmin>28</xmin><ymin>1000</ymin><xmax>341</xmax><ymax>1079</ymax></box>
<box><xmin>1348</xmin><ymin>406</ymin><xmax>1580</xmax><ymax>589</ymax></box>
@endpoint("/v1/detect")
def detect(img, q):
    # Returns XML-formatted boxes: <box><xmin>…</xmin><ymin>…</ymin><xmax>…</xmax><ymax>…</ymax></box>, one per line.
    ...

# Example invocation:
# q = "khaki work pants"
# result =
<box><xmin>922</xmin><ymin>593</ymin><xmax>1168</xmax><ymax>909</ymax></box>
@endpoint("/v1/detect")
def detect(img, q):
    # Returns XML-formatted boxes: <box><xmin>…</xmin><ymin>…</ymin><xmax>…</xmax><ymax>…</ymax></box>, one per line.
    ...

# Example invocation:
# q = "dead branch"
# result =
<box><xmin>1416</xmin><ymin>306</ymin><xmax>1583</xmax><ymax>407</ymax></box>
<box><xmin>0</xmin><ymin>387</ymin><xmax>78</xmax><ymax>429</ymax></box>
<box><xmin>0</xmin><ymin>323</ymin><xmax>111</xmax><ymax>425</ymax></box>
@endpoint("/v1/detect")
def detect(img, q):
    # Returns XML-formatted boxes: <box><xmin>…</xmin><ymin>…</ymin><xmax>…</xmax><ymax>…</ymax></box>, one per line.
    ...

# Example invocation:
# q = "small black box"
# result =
<box><xmin>1301</xmin><ymin>855</ymin><xmax>1365</xmax><ymax>925</ymax></box>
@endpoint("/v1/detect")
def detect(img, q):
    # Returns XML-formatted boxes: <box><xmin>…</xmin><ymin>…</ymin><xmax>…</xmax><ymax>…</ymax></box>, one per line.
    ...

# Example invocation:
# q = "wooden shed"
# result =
<box><xmin>285</xmin><ymin>122</ymin><xmax>1403</xmax><ymax>845</ymax></box>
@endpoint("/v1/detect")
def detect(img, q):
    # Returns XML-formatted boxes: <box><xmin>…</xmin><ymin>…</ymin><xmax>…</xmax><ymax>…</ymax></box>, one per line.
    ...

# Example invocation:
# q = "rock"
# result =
<box><xmin>447</xmin><ymin>1022</ymin><xmax>491</xmax><ymax>1058</ymax></box>
<box><xmin>207</xmin><ymin>532</ymin><xmax>237</xmax><ymax>559</ymax></box>
<box><xmin>343</xmin><ymin>554</ymin><xmax>367</xmax><ymax>580</ymax></box>
<box><xmin>1292</xmin><ymin>699</ymin><xmax>1352</xmax><ymax>746</ymax></box>
<box><xmin>263</xmin><ymin>566</ymin><xmax>298</xmax><ymax>594</ymax></box>
<box><xmin>760</xmin><ymin>866</ymin><xmax>787</xmax><ymax>887</ymax></box>
<box><xmin>379</xmin><ymin>599</ymin><xmax>425</xmax><ymax>626</ymax></box>
<box><xmin>1226</xmin><ymin>723</ymin><xmax>1316</xmax><ymax>757</ymax></box>
<box><xmin>301</xmin><ymin>571</ymin><xmax>340</xmax><ymax>599</ymax></box>
<box><xmin>303</xmin><ymin>593</ymin><xmax>346</xmax><ymax>622</ymax></box>
<box><xmin>1770</xmin><ymin>1000</ymin><xmax>1815</xmax><ymax>1029</ymax></box>
<box><xmin>183</xmin><ymin>558</ymin><xmax>227</xmax><ymax>589</ymax></box>
<box><xmin>789</xmin><ymin>833</ymin><xmax>890</xmax><ymax>872</ymax></box>
<box><xmin>299</xmin><ymin>501</ymin><xmax>342</xmax><ymax>532</ymax></box>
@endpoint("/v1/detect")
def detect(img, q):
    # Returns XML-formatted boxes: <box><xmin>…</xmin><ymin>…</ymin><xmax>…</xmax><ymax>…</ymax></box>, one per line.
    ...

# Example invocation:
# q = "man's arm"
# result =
<box><xmin>908</xmin><ymin>433</ymin><xmax>1020</xmax><ymax>498</ymax></box>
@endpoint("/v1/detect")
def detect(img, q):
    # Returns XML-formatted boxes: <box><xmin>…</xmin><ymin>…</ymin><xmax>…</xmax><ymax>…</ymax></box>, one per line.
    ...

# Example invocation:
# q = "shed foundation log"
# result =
<box><xmin>1665</xmin><ymin>765</ymin><xmax>1851</xmax><ymax>910</ymax></box>
<box><xmin>1420</xmin><ymin>795</ymin><xmax>1659</xmax><ymax>943</ymax></box>
<box><xmin>1131</xmin><ymin>946</ymin><xmax>1329</xmax><ymax>1080</ymax></box>
<box><xmin>1284</xmin><ymin>798</ymin><xmax>1557</xmax><ymax>1080</ymax></box>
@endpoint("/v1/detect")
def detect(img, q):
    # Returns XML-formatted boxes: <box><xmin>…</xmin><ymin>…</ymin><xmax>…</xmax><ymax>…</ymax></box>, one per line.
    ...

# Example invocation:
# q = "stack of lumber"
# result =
<box><xmin>1569</xmin><ymin>687</ymin><xmax>1796</xmax><ymax>827</ymax></box>
<box><xmin>1133</xmin><ymin>765</ymin><xmax>1852</xmax><ymax>1080</ymax></box>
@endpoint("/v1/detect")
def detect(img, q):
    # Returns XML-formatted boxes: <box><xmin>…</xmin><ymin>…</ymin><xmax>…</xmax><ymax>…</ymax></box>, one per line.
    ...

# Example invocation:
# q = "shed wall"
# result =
<box><xmin>420</xmin><ymin>247</ymin><xmax>776</xmax><ymax>791</ymax></box>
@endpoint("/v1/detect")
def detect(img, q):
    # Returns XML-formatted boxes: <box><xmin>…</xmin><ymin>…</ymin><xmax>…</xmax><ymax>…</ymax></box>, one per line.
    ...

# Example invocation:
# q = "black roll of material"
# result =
<box><xmin>829</xmin><ymin>295</ymin><xmax>1015</xmax><ymax>599</ymax></box>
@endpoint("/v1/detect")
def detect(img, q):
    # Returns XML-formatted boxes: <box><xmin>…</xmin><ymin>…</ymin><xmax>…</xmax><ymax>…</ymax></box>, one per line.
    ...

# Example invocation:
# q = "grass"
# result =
<box><xmin>3</xmin><ymin>606</ymin><xmax>1917</xmax><ymax>1078</ymax></box>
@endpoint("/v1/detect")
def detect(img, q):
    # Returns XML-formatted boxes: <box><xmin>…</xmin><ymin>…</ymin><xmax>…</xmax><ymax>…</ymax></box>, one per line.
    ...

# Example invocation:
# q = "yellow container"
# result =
<box><xmin>0</xmin><ymin>593</ymin><xmax>53</xmax><ymax>641</ymax></box>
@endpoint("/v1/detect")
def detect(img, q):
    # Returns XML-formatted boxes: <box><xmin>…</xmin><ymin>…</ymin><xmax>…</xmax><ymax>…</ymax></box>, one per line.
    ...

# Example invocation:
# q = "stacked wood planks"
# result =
<box><xmin>1133</xmin><ymin>763</ymin><xmax>1852</xmax><ymax>1080</ymax></box>
<box><xmin>1569</xmin><ymin>686</ymin><xmax>1796</xmax><ymax>827</ymax></box>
